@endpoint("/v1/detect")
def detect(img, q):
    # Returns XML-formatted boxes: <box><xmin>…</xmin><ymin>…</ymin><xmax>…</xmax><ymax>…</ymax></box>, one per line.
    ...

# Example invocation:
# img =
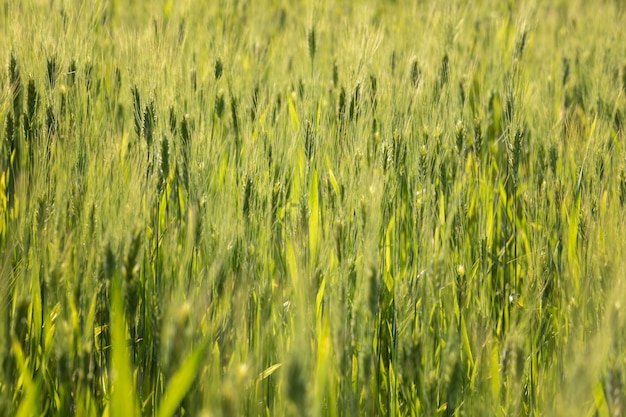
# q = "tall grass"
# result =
<box><xmin>1</xmin><ymin>0</ymin><xmax>626</xmax><ymax>415</ymax></box>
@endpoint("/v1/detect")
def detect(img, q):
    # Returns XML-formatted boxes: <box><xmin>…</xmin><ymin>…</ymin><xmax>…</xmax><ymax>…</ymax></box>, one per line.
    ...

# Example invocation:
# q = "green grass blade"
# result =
<box><xmin>157</xmin><ymin>340</ymin><xmax>208</xmax><ymax>417</ymax></box>
<box><xmin>288</xmin><ymin>93</ymin><xmax>300</xmax><ymax>131</ymax></box>
<box><xmin>309</xmin><ymin>168</ymin><xmax>319</xmax><ymax>265</ymax></box>
<box><xmin>590</xmin><ymin>379</ymin><xmax>609</xmax><ymax>417</ymax></box>
<box><xmin>12</xmin><ymin>340</ymin><xmax>40</xmax><ymax>417</ymax></box>
<box><xmin>110</xmin><ymin>278</ymin><xmax>139</xmax><ymax>417</ymax></box>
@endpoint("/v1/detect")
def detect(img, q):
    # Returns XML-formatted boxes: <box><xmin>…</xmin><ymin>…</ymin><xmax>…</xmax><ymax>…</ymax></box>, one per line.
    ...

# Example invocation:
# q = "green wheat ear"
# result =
<box><xmin>26</xmin><ymin>77</ymin><xmax>38</xmax><ymax>120</ymax></box>
<box><xmin>308</xmin><ymin>27</ymin><xmax>317</xmax><ymax>64</ymax></box>
<box><xmin>46</xmin><ymin>56</ymin><xmax>57</xmax><ymax>89</ymax></box>
<box><xmin>143</xmin><ymin>99</ymin><xmax>157</xmax><ymax>149</ymax></box>
<box><xmin>9</xmin><ymin>53</ymin><xmax>22</xmax><ymax>119</ymax></box>
<box><xmin>67</xmin><ymin>59</ymin><xmax>77</xmax><ymax>86</ymax></box>
<box><xmin>45</xmin><ymin>105</ymin><xmax>56</xmax><ymax>137</ymax></box>
<box><xmin>514</xmin><ymin>28</ymin><xmax>528</xmax><ymax>60</ymax></box>
<box><xmin>439</xmin><ymin>54</ymin><xmax>449</xmax><ymax>88</ymax></box>
<box><xmin>349</xmin><ymin>82</ymin><xmax>360</xmax><ymax>120</ymax></box>
<box><xmin>338</xmin><ymin>86</ymin><xmax>346</xmax><ymax>121</ymax></box>
<box><xmin>369</xmin><ymin>74</ymin><xmax>378</xmax><ymax>109</ymax></box>
<box><xmin>180</xmin><ymin>113</ymin><xmax>191</xmax><ymax>150</ymax></box>
<box><xmin>132</xmin><ymin>85</ymin><xmax>142</xmax><ymax>139</ymax></box>
<box><xmin>410</xmin><ymin>57</ymin><xmax>420</xmax><ymax>88</ymax></box>
<box><xmin>455</xmin><ymin>119</ymin><xmax>466</xmax><ymax>154</ymax></box>
<box><xmin>242</xmin><ymin>174</ymin><xmax>254</xmax><ymax>219</ymax></box>
<box><xmin>123</xmin><ymin>230</ymin><xmax>142</xmax><ymax>317</ymax></box>
<box><xmin>159</xmin><ymin>135</ymin><xmax>170</xmax><ymax>193</ymax></box>
<box><xmin>562</xmin><ymin>57</ymin><xmax>570</xmax><ymax>86</ymax></box>
<box><xmin>214</xmin><ymin>58</ymin><xmax>223</xmax><ymax>80</ymax></box>
<box><xmin>4</xmin><ymin>112</ymin><xmax>16</xmax><ymax>163</ymax></box>
<box><xmin>25</xmin><ymin>77</ymin><xmax>39</xmax><ymax>159</ymax></box>
<box><xmin>214</xmin><ymin>90</ymin><xmax>225</xmax><ymax>119</ymax></box>
<box><xmin>230</xmin><ymin>95</ymin><xmax>240</xmax><ymax>139</ymax></box>
<box><xmin>168</xmin><ymin>106</ymin><xmax>177</xmax><ymax>133</ymax></box>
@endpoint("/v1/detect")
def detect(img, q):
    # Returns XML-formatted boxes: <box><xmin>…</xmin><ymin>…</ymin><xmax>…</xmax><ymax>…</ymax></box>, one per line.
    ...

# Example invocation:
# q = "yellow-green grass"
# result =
<box><xmin>1</xmin><ymin>0</ymin><xmax>626</xmax><ymax>415</ymax></box>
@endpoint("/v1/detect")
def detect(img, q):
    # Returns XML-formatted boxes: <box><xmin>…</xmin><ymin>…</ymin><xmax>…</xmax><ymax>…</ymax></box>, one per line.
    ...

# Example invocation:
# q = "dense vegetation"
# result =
<box><xmin>1</xmin><ymin>0</ymin><xmax>626</xmax><ymax>415</ymax></box>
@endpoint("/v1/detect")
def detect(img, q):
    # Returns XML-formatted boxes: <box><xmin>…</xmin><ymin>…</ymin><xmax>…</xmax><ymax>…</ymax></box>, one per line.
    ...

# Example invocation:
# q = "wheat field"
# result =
<box><xmin>1</xmin><ymin>0</ymin><xmax>626</xmax><ymax>416</ymax></box>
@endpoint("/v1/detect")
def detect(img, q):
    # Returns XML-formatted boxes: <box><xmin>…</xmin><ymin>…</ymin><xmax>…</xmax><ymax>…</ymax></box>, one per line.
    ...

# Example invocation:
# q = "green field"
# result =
<box><xmin>1</xmin><ymin>0</ymin><xmax>626</xmax><ymax>415</ymax></box>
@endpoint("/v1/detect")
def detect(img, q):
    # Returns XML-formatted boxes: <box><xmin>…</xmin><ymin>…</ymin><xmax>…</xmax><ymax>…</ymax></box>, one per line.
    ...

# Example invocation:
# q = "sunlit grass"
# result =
<box><xmin>1</xmin><ymin>0</ymin><xmax>626</xmax><ymax>415</ymax></box>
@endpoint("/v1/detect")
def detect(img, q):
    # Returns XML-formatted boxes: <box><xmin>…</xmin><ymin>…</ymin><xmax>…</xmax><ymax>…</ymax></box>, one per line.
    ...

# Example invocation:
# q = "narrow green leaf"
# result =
<box><xmin>258</xmin><ymin>363</ymin><xmax>282</xmax><ymax>381</ymax></box>
<box><xmin>12</xmin><ymin>341</ymin><xmax>39</xmax><ymax>417</ymax></box>
<box><xmin>315</xmin><ymin>275</ymin><xmax>326</xmax><ymax>323</ymax></box>
<box><xmin>110</xmin><ymin>278</ymin><xmax>139</xmax><ymax>417</ymax></box>
<box><xmin>163</xmin><ymin>0</ymin><xmax>174</xmax><ymax>19</ymax></box>
<box><xmin>590</xmin><ymin>379</ymin><xmax>609</xmax><ymax>417</ymax></box>
<box><xmin>384</xmin><ymin>215</ymin><xmax>395</xmax><ymax>291</ymax></box>
<box><xmin>309</xmin><ymin>169</ymin><xmax>319</xmax><ymax>264</ymax></box>
<box><xmin>567</xmin><ymin>198</ymin><xmax>580</xmax><ymax>294</ymax></box>
<box><xmin>327</xmin><ymin>167</ymin><xmax>340</xmax><ymax>200</ymax></box>
<box><xmin>288</xmin><ymin>93</ymin><xmax>299</xmax><ymax>131</ymax></box>
<box><xmin>461</xmin><ymin>315</ymin><xmax>474</xmax><ymax>370</ymax></box>
<box><xmin>286</xmin><ymin>237</ymin><xmax>299</xmax><ymax>288</ymax></box>
<box><xmin>490</xmin><ymin>342</ymin><xmax>500</xmax><ymax>402</ymax></box>
<box><xmin>157</xmin><ymin>340</ymin><xmax>208</xmax><ymax>417</ymax></box>
<box><xmin>439</xmin><ymin>191</ymin><xmax>446</xmax><ymax>229</ymax></box>
<box><xmin>315</xmin><ymin>97</ymin><xmax>322</xmax><ymax>129</ymax></box>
